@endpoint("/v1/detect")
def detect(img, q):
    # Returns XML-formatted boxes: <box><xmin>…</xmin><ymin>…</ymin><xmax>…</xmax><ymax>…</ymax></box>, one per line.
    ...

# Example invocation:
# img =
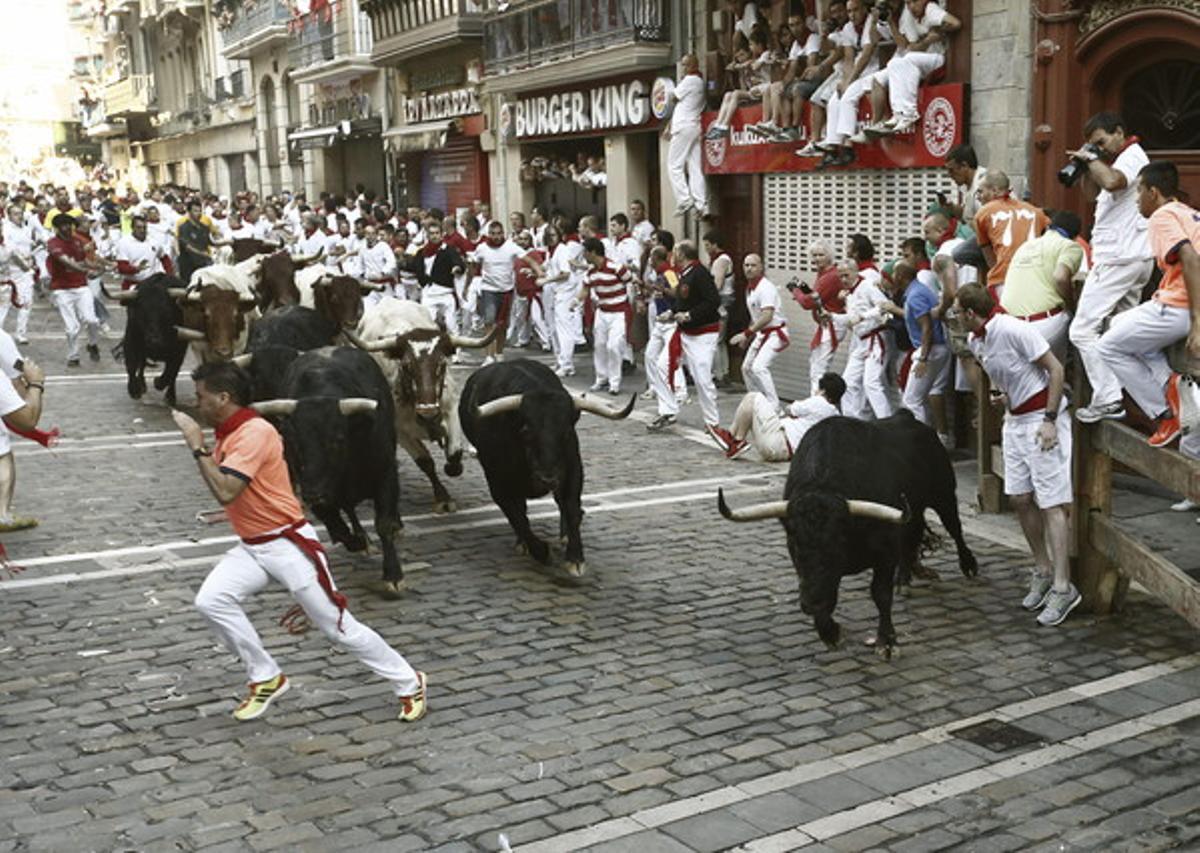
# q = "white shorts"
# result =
<box><xmin>1002</xmin><ymin>410</ymin><xmax>1072</xmax><ymax>508</ymax></box>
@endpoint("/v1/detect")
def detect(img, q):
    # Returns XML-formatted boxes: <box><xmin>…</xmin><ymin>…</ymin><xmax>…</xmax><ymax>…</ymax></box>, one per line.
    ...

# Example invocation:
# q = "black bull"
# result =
<box><xmin>718</xmin><ymin>412</ymin><xmax>978</xmax><ymax>658</ymax></box>
<box><xmin>253</xmin><ymin>348</ymin><xmax>406</xmax><ymax>597</ymax></box>
<box><xmin>458</xmin><ymin>360</ymin><xmax>634</xmax><ymax>579</ymax></box>
<box><xmin>110</xmin><ymin>274</ymin><xmax>189</xmax><ymax>405</ymax></box>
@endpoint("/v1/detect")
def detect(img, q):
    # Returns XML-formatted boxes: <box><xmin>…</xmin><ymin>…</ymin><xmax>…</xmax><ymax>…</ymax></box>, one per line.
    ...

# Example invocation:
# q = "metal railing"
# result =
<box><xmin>483</xmin><ymin>0</ymin><xmax>668</xmax><ymax>75</ymax></box>
<box><xmin>365</xmin><ymin>0</ymin><xmax>483</xmax><ymax>41</ymax></box>
<box><xmin>104</xmin><ymin>74</ymin><xmax>156</xmax><ymax>115</ymax></box>
<box><xmin>220</xmin><ymin>0</ymin><xmax>291</xmax><ymax>49</ymax></box>
<box><xmin>289</xmin><ymin>5</ymin><xmax>374</xmax><ymax>69</ymax></box>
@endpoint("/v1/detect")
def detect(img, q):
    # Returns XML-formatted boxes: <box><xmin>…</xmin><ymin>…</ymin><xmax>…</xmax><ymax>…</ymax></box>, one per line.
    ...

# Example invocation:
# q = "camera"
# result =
<box><xmin>1057</xmin><ymin>142</ymin><xmax>1103</xmax><ymax>187</ymax></box>
<box><xmin>784</xmin><ymin>276</ymin><xmax>812</xmax><ymax>294</ymax></box>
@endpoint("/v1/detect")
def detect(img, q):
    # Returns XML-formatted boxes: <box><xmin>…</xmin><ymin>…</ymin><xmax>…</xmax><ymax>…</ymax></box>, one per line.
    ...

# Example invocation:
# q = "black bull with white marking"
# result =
<box><xmin>107</xmin><ymin>274</ymin><xmax>189</xmax><ymax>405</ymax></box>
<box><xmin>252</xmin><ymin>347</ymin><xmax>406</xmax><ymax>597</ymax></box>
<box><xmin>718</xmin><ymin>412</ymin><xmax>978</xmax><ymax>658</ymax></box>
<box><xmin>459</xmin><ymin>359</ymin><xmax>635</xmax><ymax>578</ymax></box>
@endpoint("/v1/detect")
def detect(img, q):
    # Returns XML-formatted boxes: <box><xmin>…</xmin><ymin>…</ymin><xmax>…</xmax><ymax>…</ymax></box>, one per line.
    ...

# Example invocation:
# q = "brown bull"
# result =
<box><xmin>176</xmin><ymin>284</ymin><xmax>259</xmax><ymax>362</ymax></box>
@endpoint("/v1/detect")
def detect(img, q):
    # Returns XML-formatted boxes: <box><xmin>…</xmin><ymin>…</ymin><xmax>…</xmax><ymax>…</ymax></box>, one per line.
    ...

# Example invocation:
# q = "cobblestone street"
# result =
<box><xmin>1</xmin><ymin>305</ymin><xmax>1199</xmax><ymax>853</ymax></box>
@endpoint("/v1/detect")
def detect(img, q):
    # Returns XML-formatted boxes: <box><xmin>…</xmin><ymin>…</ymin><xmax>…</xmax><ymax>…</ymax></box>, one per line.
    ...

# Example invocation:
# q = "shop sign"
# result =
<box><xmin>508</xmin><ymin>79</ymin><xmax>654</xmax><ymax>140</ymax></box>
<box><xmin>403</xmin><ymin>88</ymin><xmax>481</xmax><ymax>124</ymax></box>
<box><xmin>701</xmin><ymin>83</ymin><xmax>965</xmax><ymax>174</ymax></box>
<box><xmin>409</xmin><ymin>66</ymin><xmax>465</xmax><ymax>92</ymax></box>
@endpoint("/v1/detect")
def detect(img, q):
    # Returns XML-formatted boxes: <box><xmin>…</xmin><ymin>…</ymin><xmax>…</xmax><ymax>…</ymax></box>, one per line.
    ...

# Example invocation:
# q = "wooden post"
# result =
<box><xmin>976</xmin><ymin>372</ymin><xmax>1004</xmax><ymax>513</ymax></box>
<box><xmin>1073</xmin><ymin>421</ymin><xmax>1122</xmax><ymax>615</ymax></box>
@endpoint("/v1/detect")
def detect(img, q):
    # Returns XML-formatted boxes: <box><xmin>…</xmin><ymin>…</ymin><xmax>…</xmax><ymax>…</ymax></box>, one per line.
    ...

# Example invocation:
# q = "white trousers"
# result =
<box><xmin>667</xmin><ymin>125</ymin><xmax>708</xmax><ymax>213</ymax></box>
<box><xmin>733</xmin><ymin>391</ymin><xmax>791</xmax><ymax>462</ymax></box>
<box><xmin>885</xmin><ymin>51</ymin><xmax>945</xmax><ymax>119</ymax></box>
<box><xmin>646</xmin><ymin>317</ymin><xmax>686</xmax><ymax>414</ymax></box>
<box><xmin>592</xmin><ymin>310</ymin><xmax>627</xmax><ymax>390</ymax></box>
<box><xmin>742</xmin><ymin>328</ymin><xmax>788</xmax><ymax>409</ymax></box>
<box><xmin>809</xmin><ymin>315</ymin><xmax>848</xmax><ymax>395</ymax></box>
<box><xmin>53</xmin><ymin>287</ymin><xmax>99</xmax><ymax>359</ymax></box>
<box><xmin>421</xmin><ymin>287</ymin><xmax>459</xmax><ymax>335</ymax></box>
<box><xmin>553</xmin><ymin>293</ymin><xmax>582</xmax><ymax>372</ymax></box>
<box><xmin>541</xmin><ymin>284</ymin><xmax>558</xmax><ymax>353</ymax></box>
<box><xmin>194</xmin><ymin>523</ymin><xmax>419</xmax><ymax>695</ymax></box>
<box><xmin>824</xmin><ymin>76</ymin><xmax>873</xmax><ymax>146</ymax></box>
<box><xmin>530</xmin><ymin>293</ymin><xmax>554</xmax><ymax>350</ymax></box>
<box><xmin>1021</xmin><ymin>310</ymin><xmax>1072</xmax><ymax>366</ymax></box>
<box><xmin>507</xmin><ymin>295</ymin><xmax>532</xmax><ymax>346</ymax></box>
<box><xmin>902</xmin><ymin>343</ymin><xmax>951</xmax><ymax>426</ymax></box>
<box><xmin>0</xmin><ymin>273</ymin><xmax>34</xmax><ymax>338</ymax></box>
<box><xmin>1097</xmin><ymin>300</ymin><xmax>1200</xmax><ymax>458</ymax></box>
<box><xmin>1069</xmin><ymin>259</ymin><xmax>1153</xmax><ymax>406</ymax></box>
<box><xmin>660</xmin><ymin>330</ymin><xmax>719</xmax><ymax>424</ymax></box>
<box><xmin>842</xmin><ymin>332</ymin><xmax>895</xmax><ymax>420</ymax></box>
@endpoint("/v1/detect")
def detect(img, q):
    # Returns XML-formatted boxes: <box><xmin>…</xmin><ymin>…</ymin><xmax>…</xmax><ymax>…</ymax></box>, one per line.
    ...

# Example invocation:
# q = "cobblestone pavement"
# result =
<box><xmin>1</xmin><ymin>302</ymin><xmax>1198</xmax><ymax>853</ymax></box>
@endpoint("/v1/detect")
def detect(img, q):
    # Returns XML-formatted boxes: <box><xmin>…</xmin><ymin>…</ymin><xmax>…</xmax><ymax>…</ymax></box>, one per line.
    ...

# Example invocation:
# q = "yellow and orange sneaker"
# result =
<box><xmin>232</xmin><ymin>674</ymin><xmax>289</xmax><ymax>721</ymax></box>
<box><xmin>398</xmin><ymin>671</ymin><xmax>427</xmax><ymax>723</ymax></box>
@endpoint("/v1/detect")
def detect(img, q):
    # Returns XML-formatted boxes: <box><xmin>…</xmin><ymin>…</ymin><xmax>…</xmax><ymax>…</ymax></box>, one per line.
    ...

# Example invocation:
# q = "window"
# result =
<box><xmin>1121</xmin><ymin>59</ymin><xmax>1200</xmax><ymax>151</ymax></box>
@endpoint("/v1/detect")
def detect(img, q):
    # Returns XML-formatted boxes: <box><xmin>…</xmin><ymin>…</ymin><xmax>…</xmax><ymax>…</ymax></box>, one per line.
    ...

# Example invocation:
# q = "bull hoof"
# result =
<box><xmin>164</xmin><ymin>391</ymin><xmax>177</xmax><ymax>407</ymax></box>
<box><xmin>562</xmin><ymin>561</ymin><xmax>586</xmax><ymax>578</ymax></box>
<box><xmin>820</xmin><ymin>623</ymin><xmax>843</xmax><ymax>651</ymax></box>
<box><xmin>343</xmin><ymin>535</ymin><xmax>369</xmax><ymax>553</ymax></box>
<box><xmin>912</xmin><ymin>563</ymin><xmax>941</xmax><ymax>582</ymax></box>
<box><xmin>153</xmin><ymin>375</ymin><xmax>170</xmax><ymax>391</ymax></box>
<box><xmin>960</xmin><ymin>552</ymin><xmax>979</xmax><ymax>578</ymax></box>
<box><xmin>876</xmin><ymin>642</ymin><xmax>898</xmax><ymax>661</ymax></box>
<box><xmin>513</xmin><ymin>541</ymin><xmax>528</xmax><ymax>556</ymax></box>
<box><xmin>444</xmin><ymin>460</ymin><xmax>463</xmax><ymax>477</ymax></box>
<box><xmin>432</xmin><ymin>499</ymin><xmax>457</xmax><ymax>514</ymax></box>
<box><xmin>379</xmin><ymin>580</ymin><xmax>406</xmax><ymax>599</ymax></box>
<box><xmin>127</xmin><ymin>381</ymin><xmax>145</xmax><ymax>400</ymax></box>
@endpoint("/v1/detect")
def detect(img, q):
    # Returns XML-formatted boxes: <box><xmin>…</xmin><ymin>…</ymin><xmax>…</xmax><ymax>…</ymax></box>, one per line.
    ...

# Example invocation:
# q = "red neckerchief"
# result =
<box><xmin>1117</xmin><ymin>135</ymin><xmax>1140</xmax><ymax>155</ymax></box>
<box><xmin>421</xmin><ymin>240</ymin><xmax>442</xmax><ymax>258</ymax></box>
<box><xmin>680</xmin><ymin>260</ymin><xmax>700</xmax><ymax>274</ymax></box>
<box><xmin>746</xmin><ymin>274</ymin><xmax>763</xmax><ymax>292</ymax></box>
<box><xmin>564</xmin><ymin>232</ymin><xmax>580</xmax><ymax>244</ymax></box>
<box><xmin>215</xmin><ymin>407</ymin><xmax>261</xmax><ymax>442</ymax></box>
<box><xmin>856</xmin><ymin>260</ymin><xmax>877</xmax><ymax>271</ymax></box>
<box><xmin>685</xmin><ymin>70</ymin><xmax>701</xmax><ymax>77</ymax></box>
<box><xmin>303</xmin><ymin>227</ymin><xmax>317</xmax><ymax>238</ymax></box>
<box><xmin>936</xmin><ymin>218</ymin><xmax>959</xmax><ymax>247</ymax></box>
<box><xmin>969</xmin><ymin>309</ymin><xmax>1004</xmax><ymax>341</ymax></box>
<box><xmin>916</xmin><ymin>260</ymin><xmax>931</xmax><ymax>271</ymax></box>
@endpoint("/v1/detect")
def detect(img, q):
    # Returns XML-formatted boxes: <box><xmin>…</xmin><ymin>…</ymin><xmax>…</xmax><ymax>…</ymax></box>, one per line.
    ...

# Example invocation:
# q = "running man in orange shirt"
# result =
<box><xmin>171</xmin><ymin>361</ymin><xmax>427</xmax><ymax>722</ymax></box>
<box><xmin>974</xmin><ymin>170</ymin><xmax>1049</xmax><ymax>303</ymax></box>
<box><xmin>1097</xmin><ymin>160</ymin><xmax>1200</xmax><ymax>456</ymax></box>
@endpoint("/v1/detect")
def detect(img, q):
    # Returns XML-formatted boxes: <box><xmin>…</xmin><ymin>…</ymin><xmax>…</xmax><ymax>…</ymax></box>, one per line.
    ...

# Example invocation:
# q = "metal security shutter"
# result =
<box><xmin>762</xmin><ymin>168</ymin><xmax>954</xmax><ymax>402</ymax></box>
<box><xmin>418</xmin><ymin>135</ymin><xmax>488</xmax><ymax>214</ymax></box>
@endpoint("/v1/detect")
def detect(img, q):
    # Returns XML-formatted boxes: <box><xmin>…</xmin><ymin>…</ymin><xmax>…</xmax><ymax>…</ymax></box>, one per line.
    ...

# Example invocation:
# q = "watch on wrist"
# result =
<box><xmin>1043</xmin><ymin>411</ymin><xmax>1057</xmax><ymax>422</ymax></box>
<box><xmin>192</xmin><ymin>447</ymin><xmax>212</xmax><ymax>459</ymax></box>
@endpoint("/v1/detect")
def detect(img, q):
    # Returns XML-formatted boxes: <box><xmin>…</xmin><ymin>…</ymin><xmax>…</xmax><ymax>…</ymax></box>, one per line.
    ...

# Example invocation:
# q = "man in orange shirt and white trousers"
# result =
<box><xmin>172</xmin><ymin>362</ymin><xmax>427</xmax><ymax>722</ymax></box>
<box><xmin>1096</xmin><ymin>160</ymin><xmax>1200</xmax><ymax>464</ymax></box>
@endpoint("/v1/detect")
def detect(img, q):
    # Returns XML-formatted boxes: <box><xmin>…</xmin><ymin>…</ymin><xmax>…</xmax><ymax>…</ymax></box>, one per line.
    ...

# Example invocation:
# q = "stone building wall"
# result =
<box><xmin>969</xmin><ymin>0</ymin><xmax>1035</xmax><ymax>195</ymax></box>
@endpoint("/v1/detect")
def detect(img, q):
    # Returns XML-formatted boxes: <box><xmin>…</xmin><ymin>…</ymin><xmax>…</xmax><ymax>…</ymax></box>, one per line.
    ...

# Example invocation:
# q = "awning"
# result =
<box><xmin>288</xmin><ymin>125</ymin><xmax>340</xmax><ymax>151</ymax></box>
<box><xmin>383</xmin><ymin>120</ymin><xmax>459</xmax><ymax>154</ymax></box>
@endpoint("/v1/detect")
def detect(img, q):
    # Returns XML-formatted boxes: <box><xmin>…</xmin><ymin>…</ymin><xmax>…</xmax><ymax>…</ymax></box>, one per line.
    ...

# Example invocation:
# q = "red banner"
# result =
<box><xmin>701</xmin><ymin>83</ymin><xmax>965</xmax><ymax>175</ymax></box>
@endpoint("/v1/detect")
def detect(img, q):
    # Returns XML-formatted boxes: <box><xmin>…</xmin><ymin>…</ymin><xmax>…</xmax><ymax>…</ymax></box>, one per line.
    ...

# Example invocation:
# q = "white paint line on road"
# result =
<box><xmin>518</xmin><ymin>653</ymin><xmax>1200</xmax><ymax>853</ymax></box>
<box><xmin>0</xmin><ymin>472</ymin><xmax>786</xmax><ymax>587</ymax></box>
<box><xmin>14</xmin><ymin>439</ymin><xmax>183</xmax><ymax>457</ymax></box>
<box><xmin>735</xmin><ymin>697</ymin><xmax>1200</xmax><ymax>852</ymax></box>
<box><xmin>44</xmin><ymin>373</ymin><xmax>130</xmax><ymax>383</ymax></box>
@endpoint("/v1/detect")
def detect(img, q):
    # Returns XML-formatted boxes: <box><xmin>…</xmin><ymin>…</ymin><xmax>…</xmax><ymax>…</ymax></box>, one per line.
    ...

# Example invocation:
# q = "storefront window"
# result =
<box><xmin>1121</xmin><ymin>59</ymin><xmax>1200</xmax><ymax>151</ymax></box>
<box><xmin>521</xmin><ymin>140</ymin><xmax>608</xmax><ymax>221</ymax></box>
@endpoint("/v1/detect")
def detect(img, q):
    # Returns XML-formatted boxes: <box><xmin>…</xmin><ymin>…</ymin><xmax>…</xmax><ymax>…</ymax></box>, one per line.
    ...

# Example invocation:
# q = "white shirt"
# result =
<box><xmin>604</xmin><ymin>235</ymin><xmax>642</xmax><ymax>273</ymax></box>
<box><xmin>631</xmin><ymin>219</ymin><xmax>655</xmax><ymax>248</ymax></box>
<box><xmin>782</xmin><ymin>395</ymin><xmax>839</xmax><ymax>449</ymax></box>
<box><xmin>551</xmin><ymin>240</ymin><xmax>585</xmax><ymax>304</ymax></box>
<box><xmin>2</xmin><ymin>221</ymin><xmax>35</xmax><ymax>279</ymax></box>
<box><xmin>227</xmin><ymin>223</ymin><xmax>255</xmax><ymax>242</ymax></box>
<box><xmin>294</xmin><ymin>229</ymin><xmax>328</xmax><ymax>259</ymax></box>
<box><xmin>474</xmin><ymin>240</ymin><xmax>524</xmax><ymax>292</ymax></box>
<box><xmin>147</xmin><ymin>221</ymin><xmax>175</xmax><ymax>260</ymax></box>
<box><xmin>0</xmin><ymin>243</ymin><xmax>24</xmax><ymax>281</ymax></box>
<box><xmin>934</xmin><ymin>237</ymin><xmax>979</xmax><ymax>286</ymax></box>
<box><xmin>251</xmin><ymin>218</ymin><xmax>275</xmax><ymax>242</ymax></box>
<box><xmin>846</xmin><ymin>275</ymin><xmax>890</xmax><ymax>335</ymax></box>
<box><xmin>532</xmin><ymin>223</ymin><xmax>548</xmax><ymax>250</ymax></box>
<box><xmin>671</xmin><ymin>74</ymin><xmax>706</xmax><ymax>132</ymax></box>
<box><xmin>115</xmin><ymin>234</ymin><xmax>163</xmax><ymax>283</ymax></box>
<box><xmin>746</xmin><ymin>277</ymin><xmax>786</xmax><ymax>329</ymax></box>
<box><xmin>359</xmin><ymin>241</ymin><xmax>397</xmax><ymax>281</ymax></box>
<box><xmin>898</xmin><ymin>1</ymin><xmax>949</xmax><ymax>55</ymax></box>
<box><xmin>960</xmin><ymin>166</ymin><xmax>989</xmax><ymax>222</ymax></box>
<box><xmin>967</xmin><ymin>313</ymin><xmax>1051</xmax><ymax>419</ymax></box>
<box><xmin>1091</xmin><ymin>142</ymin><xmax>1151</xmax><ymax>262</ymax></box>
<box><xmin>789</xmin><ymin>32</ymin><xmax>821</xmax><ymax>60</ymax></box>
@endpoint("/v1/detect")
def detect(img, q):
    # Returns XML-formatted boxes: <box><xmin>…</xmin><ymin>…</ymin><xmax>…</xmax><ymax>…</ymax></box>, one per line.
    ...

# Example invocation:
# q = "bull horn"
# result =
<box><xmin>574</xmin><ymin>392</ymin><xmax>636</xmax><ymax>420</ymax></box>
<box><xmin>175</xmin><ymin>326</ymin><xmax>206</xmax><ymax>342</ymax></box>
<box><xmin>359</xmin><ymin>281</ymin><xmax>386</xmax><ymax>292</ymax></box>
<box><xmin>448</xmin><ymin>325</ymin><xmax>499</xmax><ymax>350</ymax></box>
<box><xmin>251</xmin><ymin>399</ymin><xmax>299</xmax><ymax>417</ymax></box>
<box><xmin>110</xmin><ymin>289</ymin><xmax>140</xmax><ymax>302</ymax></box>
<box><xmin>166</xmin><ymin>287</ymin><xmax>187</xmax><ymax>299</ymax></box>
<box><xmin>230</xmin><ymin>353</ymin><xmax>253</xmax><ymax>368</ymax></box>
<box><xmin>716</xmin><ymin>488</ymin><xmax>789</xmax><ymax>522</ymax></box>
<box><xmin>476</xmin><ymin>394</ymin><xmax>524</xmax><ymax>418</ymax></box>
<box><xmin>238</xmin><ymin>292</ymin><xmax>258</xmax><ymax>305</ymax></box>
<box><xmin>338</xmin><ymin>397</ymin><xmax>378</xmax><ymax>416</ymax></box>
<box><xmin>343</xmin><ymin>328</ymin><xmax>402</xmax><ymax>352</ymax></box>
<box><xmin>186</xmin><ymin>289</ymin><xmax>202</xmax><ymax>301</ymax></box>
<box><xmin>845</xmin><ymin>499</ymin><xmax>906</xmax><ymax>524</ymax></box>
<box><xmin>314</xmin><ymin>275</ymin><xmax>333</xmax><ymax>287</ymax></box>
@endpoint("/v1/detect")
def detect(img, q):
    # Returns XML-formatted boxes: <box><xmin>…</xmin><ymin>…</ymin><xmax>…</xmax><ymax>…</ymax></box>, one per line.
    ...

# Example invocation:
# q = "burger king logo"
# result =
<box><xmin>704</xmin><ymin>134</ymin><xmax>727</xmax><ymax>168</ymax></box>
<box><xmin>651</xmin><ymin>77</ymin><xmax>675</xmax><ymax>121</ymax></box>
<box><xmin>498</xmin><ymin>102</ymin><xmax>513</xmax><ymax>142</ymax></box>
<box><xmin>922</xmin><ymin>96</ymin><xmax>956</xmax><ymax>159</ymax></box>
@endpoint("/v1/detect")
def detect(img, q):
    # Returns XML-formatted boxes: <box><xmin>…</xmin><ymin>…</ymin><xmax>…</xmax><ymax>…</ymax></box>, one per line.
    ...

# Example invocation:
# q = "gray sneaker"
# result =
<box><xmin>1075</xmin><ymin>401</ymin><xmax>1125</xmax><ymax>423</ymax></box>
<box><xmin>1037</xmin><ymin>584</ymin><xmax>1082</xmax><ymax>626</ymax></box>
<box><xmin>1022</xmin><ymin>571</ymin><xmax>1053</xmax><ymax>611</ymax></box>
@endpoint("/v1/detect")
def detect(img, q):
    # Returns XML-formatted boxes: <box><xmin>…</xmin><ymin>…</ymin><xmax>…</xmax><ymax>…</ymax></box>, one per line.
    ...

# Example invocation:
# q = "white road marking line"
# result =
<box><xmin>518</xmin><ymin>654</ymin><xmax>1200</xmax><ymax>853</ymax></box>
<box><xmin>735</xmin><ymin>697</ymin><xmax>1200</xmax><ymax>852</ymax></box>
<box><xmin>14</xmin><ymin>439</ymin><xmax>183</xmax><ymax>457</ymax></box>
<box><xmin>45</xmin><ymin>374</ymin><xmax>130</xmax><ymax>383</ymax></box>
<box><xmin>0</xmin><ymin>472</ymin><xmax>786</xmax><ymax>587</ymax></box>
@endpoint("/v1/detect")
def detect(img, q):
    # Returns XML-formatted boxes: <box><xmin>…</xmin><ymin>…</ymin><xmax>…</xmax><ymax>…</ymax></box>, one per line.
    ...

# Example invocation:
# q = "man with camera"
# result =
<box><xmin>1066</xmin><ymin>112</ymin><xmax>1155</xmax><ymax>424</ymax></box>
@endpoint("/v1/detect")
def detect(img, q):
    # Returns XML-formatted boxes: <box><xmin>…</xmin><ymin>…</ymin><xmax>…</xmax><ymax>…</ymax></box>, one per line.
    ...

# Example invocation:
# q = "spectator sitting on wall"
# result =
<box><xmin>706</xmin><ymin>28</ymin><xmax>775</xmax><ymax>140</ymax></box>
<box><xmin>751</xmin><ymin>13</ymin><xmax>826</xmax><ymax>143</ymax></box>
<box><xmin>866</xmin><ymin>0</ymin><xmax>961</xmax><ymax>137</ymax></box>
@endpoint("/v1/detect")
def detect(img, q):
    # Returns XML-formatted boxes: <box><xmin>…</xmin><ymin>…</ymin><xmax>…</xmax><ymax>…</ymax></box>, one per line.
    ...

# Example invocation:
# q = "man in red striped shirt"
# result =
<box><xmin>576</xmin><ymin>238</ymin><xmax>634</xmax><ymax>395</ymax></box>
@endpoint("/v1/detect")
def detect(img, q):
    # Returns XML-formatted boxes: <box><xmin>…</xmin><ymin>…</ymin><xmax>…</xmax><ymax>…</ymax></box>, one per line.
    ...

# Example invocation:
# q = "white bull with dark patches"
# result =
<box><xmin>176</xmin><ymin>256</ymin><xmax>262</xmax><ymax>363</ymax></box>
<box><xmin>344</xmin><ymin>299</ymin><xmax>494</xmax><ymax>512</ymax></box>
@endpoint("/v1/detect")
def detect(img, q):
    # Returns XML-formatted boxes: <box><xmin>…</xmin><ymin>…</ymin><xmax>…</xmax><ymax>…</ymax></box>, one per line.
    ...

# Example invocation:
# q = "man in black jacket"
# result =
<box><xmin>647</xmin><ymin>240</ymin><xmax>730</xmax><ymax>447</ymax></box>
<box><xmin>413</xmin><ymin>219</ymin><xmax>464</xmax><ymax>334</ymax></box>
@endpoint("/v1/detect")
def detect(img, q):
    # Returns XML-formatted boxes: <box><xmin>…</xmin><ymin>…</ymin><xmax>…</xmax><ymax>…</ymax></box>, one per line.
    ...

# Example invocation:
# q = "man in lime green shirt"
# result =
<box><xmin>999</xmin><ymin>210</ymin><xmax>1085</xmax><ymax>363</ymax></box>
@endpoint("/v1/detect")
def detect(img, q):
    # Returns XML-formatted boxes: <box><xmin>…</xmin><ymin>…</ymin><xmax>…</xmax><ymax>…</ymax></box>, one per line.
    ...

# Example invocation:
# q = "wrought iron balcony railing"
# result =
<box><xmin>219</xmin><ymin>0</ymin><xmax>291</xmax><ymax>57</ymax></box>
<box><xmin>363</xmin><ymin>0</ymin><xmax>483</xmax><ymax>56</ymax></box>
<box><xmin>289</xmin><ymin>6</ymin><xmax>373</xmax><ymax>70</ymax></box>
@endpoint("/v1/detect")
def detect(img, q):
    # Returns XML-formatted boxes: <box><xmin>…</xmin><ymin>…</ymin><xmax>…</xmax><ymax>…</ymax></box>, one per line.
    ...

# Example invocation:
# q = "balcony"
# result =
<box><xmin>363</xmin><ymin>0</ymin><xmax>483</xmax><ymax>65</ymax></box>
<box><xmin>483</xmin><ymin>0</ymin><xmax>669</xmax><ymax>87</ymax></box>
<box><xmin>289</xmin><ymin>4</ymin><xmax>374</xmax><ymax>84</ymax></box>
<box><xmin>220</xmin><ymin>0</ymin><xmax>291</xmax><ymax>60</ymax></box>
<box><xmin>214</xmin><ymin>70</ymin><xmax>248</xmax><ymax>102</ymax></box>
<box><xmin>104</xmin><ymin>74</ymin><xmax>156</xmax><ymax>117</ymax></box>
